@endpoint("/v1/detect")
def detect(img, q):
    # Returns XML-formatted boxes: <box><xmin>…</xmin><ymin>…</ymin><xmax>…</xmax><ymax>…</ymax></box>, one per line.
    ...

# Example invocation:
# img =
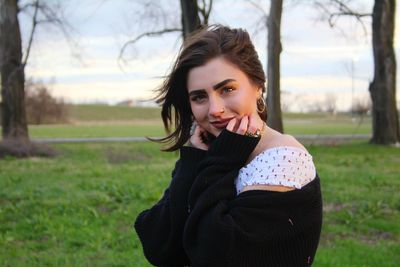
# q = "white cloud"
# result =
<box><xmin>284</xmin><ymin>44</ymin><xmax>370</xmax><ymax>60</ymax></box>
<box><xmin>20</xmin><ymin>0</ymin><xmax>400</xmax><ymax>107</ymax></box>
<box><xmin>52</xmin><ymin>78</ymin><xmax>160</xmax><ymax>104</ymax></box>
<box><xmin>282</xmin><ymin>75</ymin><xmax>369</xmax><ymax>93</ymax></box>
<box><xmin>282</xmin><ymin>91</ymin><xmax>371</xmax><ymax>112</ymax></box>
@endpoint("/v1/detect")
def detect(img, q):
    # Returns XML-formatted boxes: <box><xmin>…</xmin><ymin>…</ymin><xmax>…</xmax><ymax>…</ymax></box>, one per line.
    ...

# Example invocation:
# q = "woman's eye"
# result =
<box><xmin>221</xmin><ymin>86</ymin><xmax>234</xmax><ymax>94</ymax></box>
<box><xmin>191</xmin><ymin>94</ymin><xmax>206</xmax><ymax>103</ymax></box>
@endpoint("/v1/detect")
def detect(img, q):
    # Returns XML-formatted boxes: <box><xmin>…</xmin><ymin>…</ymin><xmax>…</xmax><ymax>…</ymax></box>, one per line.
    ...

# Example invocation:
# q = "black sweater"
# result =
<box><xmin>134</xmin><ymin>130</ymin><xmax>323</xmax><ymax>266</ymax></box>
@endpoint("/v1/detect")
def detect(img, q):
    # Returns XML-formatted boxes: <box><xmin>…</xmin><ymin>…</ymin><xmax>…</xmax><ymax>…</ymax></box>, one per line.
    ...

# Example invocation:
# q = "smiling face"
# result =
<box><xmin>187</xmin><ymin>57</ymin><xmax>262</xmax><ymax>137</ymax></box>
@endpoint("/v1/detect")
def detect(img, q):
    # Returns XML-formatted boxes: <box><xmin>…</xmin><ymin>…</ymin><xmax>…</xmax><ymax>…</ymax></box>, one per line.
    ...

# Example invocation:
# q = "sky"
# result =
<box><xmin>19</xmin><ymin>0</ymin><xmax>400</xmax><ymax>112</ymax></box>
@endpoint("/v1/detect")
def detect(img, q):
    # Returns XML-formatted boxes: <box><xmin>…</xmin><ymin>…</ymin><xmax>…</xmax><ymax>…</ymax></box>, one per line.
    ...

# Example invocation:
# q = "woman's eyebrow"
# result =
<box><xmin>188</xmin><ymin>90</ymin><xmax>204</xmax><ymax>97</ymax></box>
<box><xmin>188</xmin><ymin>78</ymin><xmax>236</xmax><ymax>96</ymax></box>
<box><xmin>212</xmin><ymin>79</ymin><xmax>236</xmax><ymax>89</ymax></box>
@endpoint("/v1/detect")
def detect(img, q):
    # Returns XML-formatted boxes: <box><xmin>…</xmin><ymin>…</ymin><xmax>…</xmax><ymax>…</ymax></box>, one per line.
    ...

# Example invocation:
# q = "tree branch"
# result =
<box><xmin>246</xmin><ymin>0</ymin><xmax>269</xmax><ymax>36</ymax></box>
<box><xmin>204</xmin><ymin>0</ymin><xmax>213</xmax><ymax>24</ymax></box>
<box><xmin>328</xmin><ymin>11</ymin><xmax>371</xmax><ymax>33</ymax></box>
<box><xmin>19</xmin><ymin>0</ymin><xmax>80</xmax><ymax>66</ymax></box>
<box><xmin>247</xmin><ymin>0</ymin><xmax>267</xmax><ymax>14</ymax></box>
<box><xmin>22</xmin><ymin>0</ymin><xmax>40</xmax><ymax>67</ymax></box>
<box><xmin>314</xmin><ymin>0</ymin><xmax>372</xmax><ymax>37</ymax></box>
<box><xmin>118</xmin><ymin>28</ymin><xmax>182</xmax><ymax>65</ymax></box>
<box><xmin>198</xmin><ymin>0</ymin><xmax>212</xmax><ymax>25</ymax></box>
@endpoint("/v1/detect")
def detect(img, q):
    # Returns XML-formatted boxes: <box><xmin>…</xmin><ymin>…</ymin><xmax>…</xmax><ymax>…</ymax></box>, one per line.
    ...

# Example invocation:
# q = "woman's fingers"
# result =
<box><xmin>226</xmin><ymin>116</ymin><xmax>250</xmax><ymax>135</ymax></box>
<box><xmin>224</xmin><ymin>115</ymin><xmax>262</xmax><ymax>136</ymax></box>
<box><xmin>226</xmin><ymin>117</ymin><xmax>237</xmax><ymax>132</ymax></box>
<box><xmin>189</xmin><ymin>123</ymin><xmax>209</xmax><ymax>150</ymax></box>
<box><xmin>247</xmin><ymin>113</ymin><xmax>262</xmax><ymax>134</ymax></box>
<box><xmin>236</xmin><ymin>116</ymin><xmax>248</xmax><ymax>135</ymax></box>
<box><xmin>195</xmin><ymin>124</ymin><xmax>204</xmax><ymax>135</ymax></box>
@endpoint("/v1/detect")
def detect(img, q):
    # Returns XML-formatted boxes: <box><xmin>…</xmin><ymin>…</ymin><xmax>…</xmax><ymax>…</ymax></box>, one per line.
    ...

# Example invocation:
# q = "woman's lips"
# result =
<box><xmin>210</xmin><ymin>118</ymin><xmax>233</xmax><ymax>129</ymax></box>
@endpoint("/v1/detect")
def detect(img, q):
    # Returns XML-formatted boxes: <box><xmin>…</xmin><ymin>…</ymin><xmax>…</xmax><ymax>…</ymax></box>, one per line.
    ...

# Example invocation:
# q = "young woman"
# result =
<box><xmin>134</xmin><ymin>25</ymin><xmax>323</xmax><ymax>267</ymax></box>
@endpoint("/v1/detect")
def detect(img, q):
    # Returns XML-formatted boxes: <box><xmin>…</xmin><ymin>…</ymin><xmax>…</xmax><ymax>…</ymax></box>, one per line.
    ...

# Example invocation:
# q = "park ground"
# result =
<box><xmin>0</xmin><ymin>105</ymin><xmax>399</xmax><ymax>266</ymax></box>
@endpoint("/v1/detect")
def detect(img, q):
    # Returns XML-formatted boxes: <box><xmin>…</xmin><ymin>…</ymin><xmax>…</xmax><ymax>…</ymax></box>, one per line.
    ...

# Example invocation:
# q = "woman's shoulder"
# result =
<box><xmin>274</xmin><ymin>134</ymin><xmax>308</xmax><ymax>152</ymax></box>
<box><xmin>260</xmin><ymin>131</ymin><xmax>308</xmax><ymax>155</ymax></box>
<box><xmin>237</xmin><ymin>133</ymin><xmax>314</xmax><ymax>194</ymax></box>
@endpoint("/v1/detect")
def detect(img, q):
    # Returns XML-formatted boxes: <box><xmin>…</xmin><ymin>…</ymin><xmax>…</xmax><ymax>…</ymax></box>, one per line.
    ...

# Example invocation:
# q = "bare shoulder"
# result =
<box><xmin>280</xmin><ymin>134</ymin><xmax>308</xmax><ymax>152</ymax></box>
<box><xmin>250</xmin><ymin>128</ymin><xmax>310</xmax><ymax>164</ymax></box>
<box><xmin>242</xmin><ymin>134</ymin><xmax>310</xmax><ymax>193</ymax></box>
<box><xmin>266</xmin><ymin>133</ymin><xmax>308</xmax><ymax>153</ymax></box>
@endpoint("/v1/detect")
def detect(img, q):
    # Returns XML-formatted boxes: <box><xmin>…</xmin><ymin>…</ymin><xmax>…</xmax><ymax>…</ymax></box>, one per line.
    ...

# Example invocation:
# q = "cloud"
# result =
<box><xmin>282</xmin><ymin>75</ymin><xmax>370</xmax><ymax>94</ymax></box>
<box><xmin>21</xmin><ymin>0</ymin><xmax>400</xmax><ymax>107</ymax></box>
<box><xmin>282</xmin><ymin>91</ymin><xmax>371</xmax><ymax>112</ymax></box>
<box><xmin>52</xmin><ymin>78</ymin><xmax>160</xmax><ymax>104</ymax></box>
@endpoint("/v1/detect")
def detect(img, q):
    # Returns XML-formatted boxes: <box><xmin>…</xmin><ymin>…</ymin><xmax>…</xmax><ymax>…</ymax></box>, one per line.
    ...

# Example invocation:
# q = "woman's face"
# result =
<box><xmin>187</xmin><ymin>57</ymin><xmax>262</xmax><ymax>137</ymax></box>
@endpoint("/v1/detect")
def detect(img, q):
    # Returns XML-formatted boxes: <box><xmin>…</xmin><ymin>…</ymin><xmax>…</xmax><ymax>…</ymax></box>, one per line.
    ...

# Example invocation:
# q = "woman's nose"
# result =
<box><xmin>208</xmin><ymin>96</ymin><xmax>225</xmax><ymax>117</ymax></box>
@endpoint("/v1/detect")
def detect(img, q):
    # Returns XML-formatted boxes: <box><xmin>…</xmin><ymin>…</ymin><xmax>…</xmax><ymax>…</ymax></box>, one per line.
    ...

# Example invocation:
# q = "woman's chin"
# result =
<box><xmin>205</xmin><ymin>125</ymin><xmax>224</xmax><ymax>137</ymax></box>
<box><xmin>211</xmin><ymin>128</ymin><xmax>223</xmax><ymax>137</ymax></box>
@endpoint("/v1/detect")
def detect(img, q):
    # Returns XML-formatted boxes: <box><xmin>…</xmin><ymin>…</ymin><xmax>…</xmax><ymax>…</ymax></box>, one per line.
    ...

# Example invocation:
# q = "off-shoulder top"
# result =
<box><xmin>234</xmin><ymin>146</ymin><xmax>316</xmax><ymax>195</ymax></box>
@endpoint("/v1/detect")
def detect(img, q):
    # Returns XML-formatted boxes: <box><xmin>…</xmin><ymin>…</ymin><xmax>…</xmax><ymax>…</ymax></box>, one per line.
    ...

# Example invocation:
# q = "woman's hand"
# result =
<box><xmin>226</xmin><ymin>113</ymin><xmax>265</xmax><ymax>136</ymax></box>
<box><xmin>188</xmin><ymin>113</ymin><xmax>264</xmax><ymax>150</ymax></box>
<box><xmin>189</xmin><ymin>123</ymin><xmax>210</xmax><ymax>151</ymax></box>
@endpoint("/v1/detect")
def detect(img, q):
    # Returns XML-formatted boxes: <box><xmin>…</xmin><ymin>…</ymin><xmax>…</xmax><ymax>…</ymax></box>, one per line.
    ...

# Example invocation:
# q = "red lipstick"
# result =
<box><xmin>210</xmin><ymin>118</ymin><xmax>234</xmax><ymax>129</ymax></box>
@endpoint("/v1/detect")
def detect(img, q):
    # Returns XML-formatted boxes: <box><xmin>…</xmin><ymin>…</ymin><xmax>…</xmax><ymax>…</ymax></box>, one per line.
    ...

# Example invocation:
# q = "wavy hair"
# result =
<box><xmin>151</xmin><ymin>25</ymin><xmax>266</xmax><ymax>151</ymax></box>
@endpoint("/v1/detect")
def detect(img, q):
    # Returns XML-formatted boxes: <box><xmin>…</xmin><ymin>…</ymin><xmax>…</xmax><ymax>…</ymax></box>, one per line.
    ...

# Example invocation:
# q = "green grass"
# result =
<box><xmin>28</xmin><ymin>124</ymin><xmax>166</xmax><ymax>138</ymax></box>
<box><xmin>1</xmin><ymin>141</ymin><xmax>399</xmax><ymax>266</ymax></box>
<box><xmin>284</xmin><ymin>121</ymin><xmax>371</xmax><ymax>135</ymax></box>
<box><xmin>67</xmin><ymin>105</ymin><xmax>162</xmax><ymax>121</ymax></box>
<box><xmin>309</xmin><ymin>142</ymin><xmax>400</xmax><ymax>266</ymax></box>
<box><xmin>1</xmin><ymin>105</ymin><xmax>375</xmax><ymax>139</ymax></box>
<box><xmin>0</xmin><ymin>142</ymin><xmax>176</xmax><ymax>267</ymax></box>
<box><xmin>67</xmin><ymin>105</ymin><xmax>359</xmax><ymax>122</ymax></box>
<box><xmin>25</xmin><ymin>116</ymin><xmax>371</xmax><ymax>139</ymax></box>
<box><xmin>26</xmin><ymin>120</ymin><xmax>370</xmax><ymax>139</ymax></box>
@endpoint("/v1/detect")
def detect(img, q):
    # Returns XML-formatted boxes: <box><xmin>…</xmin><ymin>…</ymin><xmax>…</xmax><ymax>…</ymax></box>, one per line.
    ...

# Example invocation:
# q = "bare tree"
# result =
<box><xmin>25</xmin><ymin>79</ymin><xmax>68</xmax><ymax>124</ymax></box>
<box><xmin>119</xmin><ymin>0</ymin><xmax>212</xmax><ymax>63</ymax></box>
<box><xmin>314</xmin><ymin>0</ymin><xmax>371</xmax><ymax>36</ymax></box>
<box><xmin>352</xmin><ymin>94</ymin><xmax>371</xmax><ymax>116</ymax></box>
<box><xmin>0</xmin><ymin>0</ymin><xmax>75</xmax><ymax>154</ymax></box>
<box><xmin>267</xmin><ymin>0</ymin><xmax>284</xmax><ymax>132</ymax></box>
<box><xmin>280</xmin><ymin>90</ymin><xmax>292</xmax><ymax>113</ymax></box>
<box><xmin>181</xmin><ymin>0</ymin><xmax>201</xmax><ymax>39</ymax></box>
<box><xmin>0</xmin><ymin>0</ymin><xmax>28</xmax><ymax>141</ymax></box>
<box><xmin>324</xmin><ymin>93</ymin><xmax>337</xmax><ymax>115</ymax></box>
<box><xmin>369</xmin><ymin>0</ymin><xmax>399</xmax><ymax>144</ymax></box>
<box><xmin>246</xmin><ymin>0</ymin><xmax>304</xmax><ymax>131</ymax></box>
<box><xmin>315</xmin><ymin>0</ymin><xmax>399</xmax><ymax>145</ymax></box>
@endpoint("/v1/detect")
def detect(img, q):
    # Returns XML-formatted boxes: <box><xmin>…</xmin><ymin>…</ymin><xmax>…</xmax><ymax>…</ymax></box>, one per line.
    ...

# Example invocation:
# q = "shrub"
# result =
<box><xmin>25</xmin><ymin>79</ymin><xmax>69</xmax><ymax>124</ymax></box>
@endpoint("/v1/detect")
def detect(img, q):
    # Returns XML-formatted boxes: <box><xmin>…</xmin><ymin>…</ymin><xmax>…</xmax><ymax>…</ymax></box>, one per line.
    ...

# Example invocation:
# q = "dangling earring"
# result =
<box><xmin>257</xmin><ymin>97</ymin><xmax>266</xmax><ymax>113</ymax></box>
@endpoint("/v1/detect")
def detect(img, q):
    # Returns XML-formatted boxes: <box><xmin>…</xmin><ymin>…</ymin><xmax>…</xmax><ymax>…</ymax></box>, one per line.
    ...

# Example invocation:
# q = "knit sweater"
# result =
<box><xmin>134</xmin><ymin>130</ymin><xmax>323</xmax><ymax>267</ymax></box>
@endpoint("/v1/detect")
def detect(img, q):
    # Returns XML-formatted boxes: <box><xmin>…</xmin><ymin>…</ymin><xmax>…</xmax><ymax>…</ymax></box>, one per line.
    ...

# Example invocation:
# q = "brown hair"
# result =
<box><xmin>152</xmin><ymin>24</ymin><xmax>266</xmax><ymax>151</ymax></box>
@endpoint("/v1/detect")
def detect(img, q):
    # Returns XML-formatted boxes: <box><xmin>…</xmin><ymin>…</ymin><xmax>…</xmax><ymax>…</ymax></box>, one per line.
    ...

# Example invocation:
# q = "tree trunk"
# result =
<box><xmin>266</xmin><ymin>0</ymin><xmax>284</xmax><ymax>133</ymax></box>
<box><xmin>0</xmin><ymin>0</ymin><xmax>29</xmax><ymax>141</ymax></box>
<box><xmin>180</xmin><ymin>0</ymin><xmax>201</xmax><ymax>39</ymax></box>
<box><xmin>369</xmin><ymin>0</ymin><xmax>399</xmax><ymax>144</ymax></box>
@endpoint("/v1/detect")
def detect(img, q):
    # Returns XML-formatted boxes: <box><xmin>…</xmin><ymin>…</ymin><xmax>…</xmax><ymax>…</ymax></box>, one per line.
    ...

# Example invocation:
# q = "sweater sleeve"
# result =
<box><xmin>134</xmin><ymin>146</ymin><xmax>207</xmax><ymax>266</ymax></box>
<box><xmin>183</xmin><ymin>130</ymin><xmax>323</xmax><ymax>267</ymax></box>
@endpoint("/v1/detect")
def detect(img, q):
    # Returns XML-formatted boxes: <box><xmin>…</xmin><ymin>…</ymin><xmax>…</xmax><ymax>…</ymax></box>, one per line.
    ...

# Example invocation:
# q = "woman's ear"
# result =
<box><xmin>257</xmin><ymin>88</ymin><xmax>263</xmax><ymax>98</ymax></box>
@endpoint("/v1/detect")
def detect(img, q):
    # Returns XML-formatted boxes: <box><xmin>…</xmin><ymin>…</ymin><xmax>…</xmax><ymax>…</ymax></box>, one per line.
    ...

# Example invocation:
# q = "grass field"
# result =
<box><xmin>66</xmin><ymin>105</ymin><xmax>163</xmax><ymax>122</ymax></box>
<box><xmin>66</xmin><ymin>104</ymin><xmax>360</xmax><ymax>122</ymax></box>
<box><xmin>14</xmin><ymin>105</ymin><xmax>373</xmax><ymax>139</ymax></box>
<box><xmin>26</xmin><ymin>121</ymin><xmax>371</xmax><ymax>139</ymax></box>
<box><xmin>1</xmin><ymin>141</ymin><xmax>399</xmax><ymax>266</ymax></box>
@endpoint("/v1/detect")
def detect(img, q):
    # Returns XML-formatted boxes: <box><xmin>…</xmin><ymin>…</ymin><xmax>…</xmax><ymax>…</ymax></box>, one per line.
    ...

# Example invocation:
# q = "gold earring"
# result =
<box><xmin>257</xmin><ymin>97</ymin><xmax>266</xmax><ymax>113</ymax></box>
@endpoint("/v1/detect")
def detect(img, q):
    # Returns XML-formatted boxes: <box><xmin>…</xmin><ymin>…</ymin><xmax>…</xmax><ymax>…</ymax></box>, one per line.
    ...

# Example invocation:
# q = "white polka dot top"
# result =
<box><xmin>234</xmin><ymin>146</ymin><xmax>316</xmax><ymax>195</ymax></box>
